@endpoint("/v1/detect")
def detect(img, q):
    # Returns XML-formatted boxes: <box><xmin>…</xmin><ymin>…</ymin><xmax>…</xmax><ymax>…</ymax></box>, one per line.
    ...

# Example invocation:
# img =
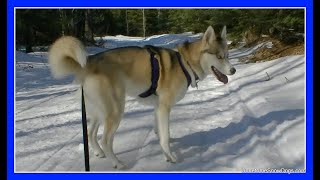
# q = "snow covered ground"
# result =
<box><xmin>15</xmin><ymin>33</ymin><xmax>305</xmax><ymax>172</ymax></box>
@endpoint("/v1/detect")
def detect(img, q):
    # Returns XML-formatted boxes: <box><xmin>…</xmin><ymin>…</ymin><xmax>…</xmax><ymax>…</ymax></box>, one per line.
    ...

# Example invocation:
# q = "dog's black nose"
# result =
<box><xmin>230</xmin><ymin>68</ymin><xmax>236</xmax><ymax>75</ymax></box>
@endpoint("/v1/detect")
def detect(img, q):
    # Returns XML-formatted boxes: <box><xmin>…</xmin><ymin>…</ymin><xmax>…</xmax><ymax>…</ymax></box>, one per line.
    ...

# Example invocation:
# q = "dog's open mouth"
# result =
<box><xmin>211</xmin><ymin>66</ymin><xmax>228</xmax><ymax>84</ymax></box>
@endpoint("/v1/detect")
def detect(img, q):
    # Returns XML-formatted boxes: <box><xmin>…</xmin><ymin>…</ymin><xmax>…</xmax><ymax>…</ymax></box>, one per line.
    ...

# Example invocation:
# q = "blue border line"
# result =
<box><xmin>8</xmin><ymin>1</ymin><xmax>313</xmax><ymax>180</ymax></box>
<box><xmin>6</xmin><ymin>172</ymin><xmax>312</xmax><ymax>180</ymax></box>
<box><xmin>7</xmin><ymin>1</ymin><xmax>14</xmax><ymax>178</ymax></box>
<box><xmin>305</xmin><ymin>0</ymin><xmax>313</xmax><ymax>178</ymax></box>
<box><xmin>9</xmin><ymin>0</ymin><xmax>307</xmax><ymax>7</ymax></box>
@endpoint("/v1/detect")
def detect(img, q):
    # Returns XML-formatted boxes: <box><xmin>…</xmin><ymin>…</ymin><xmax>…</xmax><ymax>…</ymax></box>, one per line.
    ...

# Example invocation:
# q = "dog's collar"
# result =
<box><xmin>175</xmin><ymin>52</ymin><xmax>199</xmax><ymax>88</ymax></box>
<box><xmin>187</xmin><ymin>61</ymin><xmax>200</xmax><ymax>82</ymax></box>
<box><xmin>188</xmin><ymin>62</ymin><xmax>200</xmax><ymax>89</ymax></box>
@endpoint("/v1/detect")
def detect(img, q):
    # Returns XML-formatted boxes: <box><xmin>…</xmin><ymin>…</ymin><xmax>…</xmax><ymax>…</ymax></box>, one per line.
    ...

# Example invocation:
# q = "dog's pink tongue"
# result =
<box><xmin>211</xmin><ymin>66</ymin><xmax>228</xmax><ymax>84</ymax></box>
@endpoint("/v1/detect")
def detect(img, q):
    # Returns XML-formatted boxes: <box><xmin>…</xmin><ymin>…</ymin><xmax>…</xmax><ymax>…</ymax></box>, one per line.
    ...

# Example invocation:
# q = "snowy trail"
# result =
<box><xmin>15</xmin><ymin>34</ymin><xmax>305</xmax><ymax>172</ymax></box>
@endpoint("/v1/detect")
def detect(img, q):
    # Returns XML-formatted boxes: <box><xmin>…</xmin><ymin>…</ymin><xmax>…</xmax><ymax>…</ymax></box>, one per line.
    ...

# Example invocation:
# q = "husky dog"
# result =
<box><xmin>48</xmin><ymin>26</ymin><xmax>236</xmax><ymax>169</ymax></box>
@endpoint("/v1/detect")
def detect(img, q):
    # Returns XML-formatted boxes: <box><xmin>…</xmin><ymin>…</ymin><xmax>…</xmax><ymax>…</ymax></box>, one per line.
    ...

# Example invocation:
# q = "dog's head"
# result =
<box><xmin>199</xmin><ymin>26</ymin><xmax>236</xmax><ymax>84</ymax></box>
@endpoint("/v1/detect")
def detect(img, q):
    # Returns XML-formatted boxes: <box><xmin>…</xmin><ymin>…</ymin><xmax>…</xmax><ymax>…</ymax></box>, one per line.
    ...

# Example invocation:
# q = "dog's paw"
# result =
<box><xmin>94</xmin><ymin>150</ymin><xmax>105</xmax><ymax>158</ymax></box>
<box><xmin>165</xmin><ymin>153</ymin><xmax>177</xmax><ymax>163</ymax></box>
<box><xmin>112</xmin><ymin>161</ymin><xmax>126</xmax><ymax>169</ymax></box>
<box><xmin>154</xmin><ymin>128</ymin><xmax>158</xmax><ymax>135</ymax></box>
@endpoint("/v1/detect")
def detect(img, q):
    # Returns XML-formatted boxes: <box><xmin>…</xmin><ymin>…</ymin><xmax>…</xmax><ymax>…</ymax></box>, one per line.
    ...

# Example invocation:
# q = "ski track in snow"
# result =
<box><xmin>14</xmin><ymin>34</ymin><xmax>305</xmax><ymax>172</ymax></box>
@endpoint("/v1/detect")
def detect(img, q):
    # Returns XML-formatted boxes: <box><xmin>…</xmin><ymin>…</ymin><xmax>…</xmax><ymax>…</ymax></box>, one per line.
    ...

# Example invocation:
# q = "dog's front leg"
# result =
<box><xmin>155</xmin><ymin>104</ymin><xmax>177</xmax><ymax>163</ymax></box>
<box><xmin>153</xmin><ymin>110</ymin><xmax>159</xmax><ymax>136</ymax></box>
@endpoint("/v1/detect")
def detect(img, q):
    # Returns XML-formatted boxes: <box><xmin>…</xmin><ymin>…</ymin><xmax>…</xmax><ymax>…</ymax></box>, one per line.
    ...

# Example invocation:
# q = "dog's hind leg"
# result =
<box><xmin>100</xmin><ymin>85</ymin><xmax>126</xmax><ymax>169</ymax></box>
<box><xmin>155</xmin><ymin>104</ymin><xmax>177</xmax><ymax>163</ymax></box>
<box><xmin>101</xmin><ymin>109</ymin><xmax>125</xmax><ymax>169</ymax></box>
<box><xmin>88</xmin><ymin>119</ymin><xmax>105</xmax><ymax>158</ymax></box>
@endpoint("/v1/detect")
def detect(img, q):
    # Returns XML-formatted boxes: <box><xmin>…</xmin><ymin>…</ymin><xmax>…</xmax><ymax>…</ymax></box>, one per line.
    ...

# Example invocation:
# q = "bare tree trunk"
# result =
<box><xmin>157</xmin><ymin>9</ymin><xmax>160</xmax><ymax>25</ymax></box>
<box><xmin>59</xmin><ymin>9</ymin><xmax>65</xmax><ymax>36</ymax></box>
<box><xmin>142</xmin><ymin>9</ymin><xmax>146</xmax><ymax>37</ymax></box>
<box><xmin>84</xmin><ymin>9</ymin><xmax>94</xmax><ymax>44</ymax></box>
<box><xmin>25</xmin><ymin>26</ymin><xmax>33</xmax><ymax>53</ymax></box>
<box><xmin>126</xmin><ymin>10</ymin><xmax>129</xmax><ymax>35</ymax></box>
<box><xmin>22</xmin><ymin>10</ymin><xmax>33</xmax><ymax>53</ymax></box>
<box><xmin>70</xmin><ymin>9</ymin><xmax>76</xmax><ymax>37</ymax></box>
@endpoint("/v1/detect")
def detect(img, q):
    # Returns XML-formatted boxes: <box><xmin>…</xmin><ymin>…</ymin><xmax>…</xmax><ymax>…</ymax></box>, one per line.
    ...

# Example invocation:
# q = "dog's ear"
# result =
<box><xmin>221</xmin><ymin>26</ymin><xmax>227</xmax><ymax>39</ymax></box>
<box><xmin>203</xmin><ymin>26</ymin><xmax>216</xmax><ymax>44</ymax></box>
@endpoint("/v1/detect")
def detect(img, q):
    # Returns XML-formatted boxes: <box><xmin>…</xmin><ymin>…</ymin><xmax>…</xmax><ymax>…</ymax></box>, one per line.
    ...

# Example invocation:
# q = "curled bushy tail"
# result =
<box><xmin>48</xmin><ymin>36</ymin><xmax>87</xmax><ymax>79</ymax></box>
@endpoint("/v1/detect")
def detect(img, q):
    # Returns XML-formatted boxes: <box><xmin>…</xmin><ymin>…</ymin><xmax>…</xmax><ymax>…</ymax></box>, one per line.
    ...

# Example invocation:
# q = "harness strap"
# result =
<box><xmin>138</xmin><ymin>48</ymin><xmax>160</xmax><ymax>98</ymax></box>
<box><xmin>176</xmin><ymin>52</ymin><xmax>192</xmax><ymax>87</ymax></box>
<box><xmin>139</xmin><ymin>48</ymin><xmax>199</xmax><ymax>98</ymax></box>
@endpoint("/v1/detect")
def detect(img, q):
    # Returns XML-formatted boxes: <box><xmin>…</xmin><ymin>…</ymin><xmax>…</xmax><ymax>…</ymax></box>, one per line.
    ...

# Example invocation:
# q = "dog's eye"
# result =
<box><xmin>217</xmin><ymin>55</ymin><xmax>223</xmax><ymax>59</ymax></box>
